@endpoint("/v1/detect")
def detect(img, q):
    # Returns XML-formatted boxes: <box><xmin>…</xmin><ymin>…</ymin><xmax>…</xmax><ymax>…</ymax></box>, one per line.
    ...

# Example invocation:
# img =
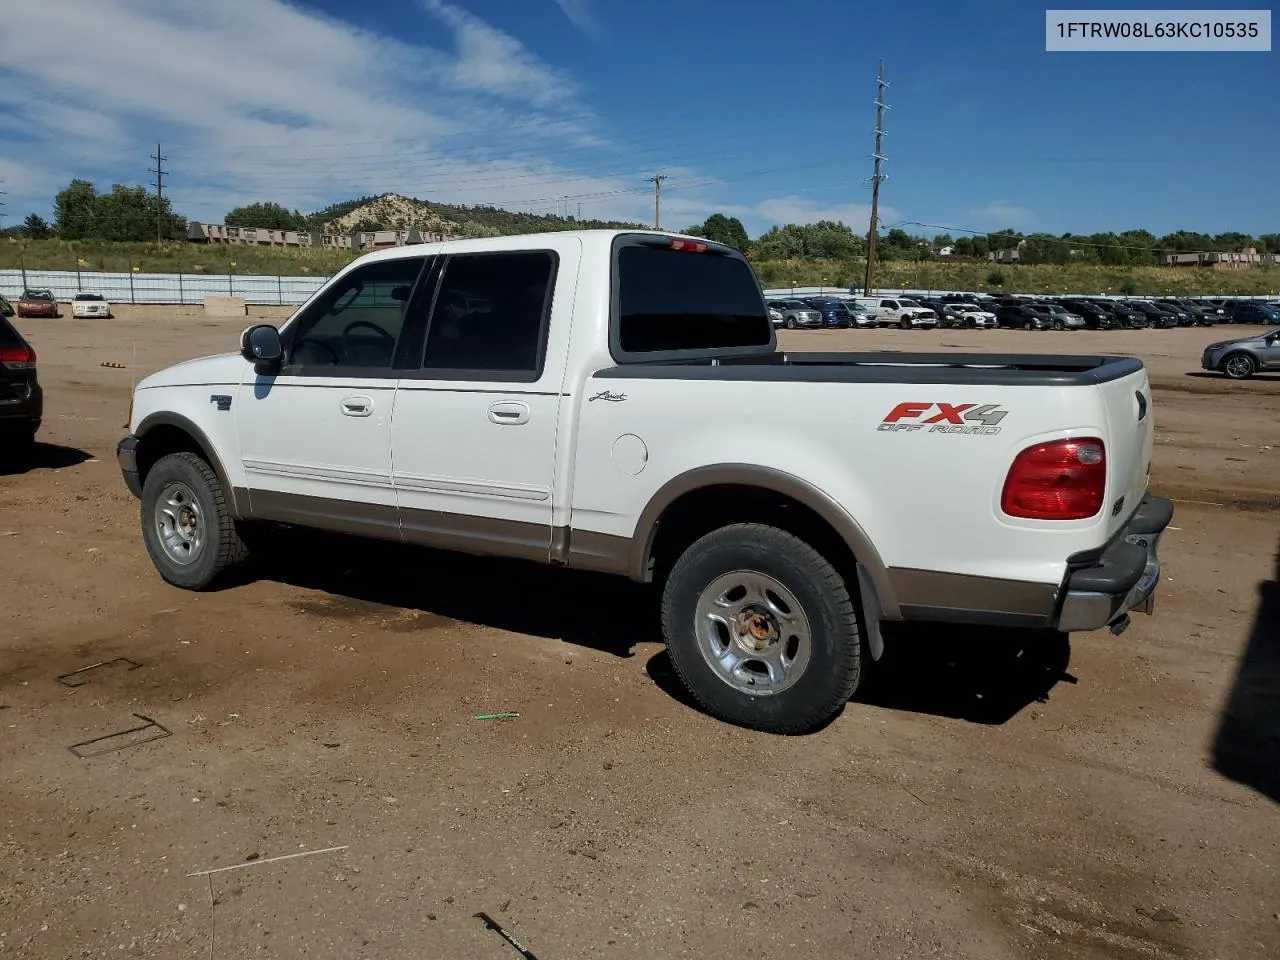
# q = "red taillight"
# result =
<box><xmin>1001</xmin><ymin>437</ymin><xmax>1106</xmax><ymax>520</ymax></box>
<box><xmin>669</xmin><ymin>238</ymin><xmax>707</xmax><ymax>252</ymax></box>
<box><xmin>0</xmin><ymin>345</ymin><xmax>35</xmax><ymax>365</ymax></box>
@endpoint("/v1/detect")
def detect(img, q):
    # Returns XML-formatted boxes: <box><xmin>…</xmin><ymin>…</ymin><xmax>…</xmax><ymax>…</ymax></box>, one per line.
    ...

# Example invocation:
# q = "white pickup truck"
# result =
<box><xmin>853</xmin><ymin>296</ymin><xmax>939</xmax><ymax>330</ymax></box>
<box><xmin>118</xmin><ymin>230</ymin><xmax>1172</xmax><ymax>733</ymax></box>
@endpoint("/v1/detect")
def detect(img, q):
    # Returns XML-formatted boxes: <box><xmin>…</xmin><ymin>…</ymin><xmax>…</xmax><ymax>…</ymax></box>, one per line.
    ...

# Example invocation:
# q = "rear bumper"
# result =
<box><xmin>118</xmin><ymin>434</ymin><xmax>142</xmax><ymax>498</ymax></box>
<box><xmin>1054</xmin><ymin>495</ymin><xmax>1174</xmax><ymax>632</ymax></box>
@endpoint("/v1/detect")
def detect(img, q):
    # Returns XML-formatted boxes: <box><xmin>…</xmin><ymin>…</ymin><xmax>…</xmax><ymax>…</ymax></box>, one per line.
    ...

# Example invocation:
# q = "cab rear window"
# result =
<box><xmin>614</xmin><ymin>242</ymin><xmax>771</xmax><ymax>355</ymax></box>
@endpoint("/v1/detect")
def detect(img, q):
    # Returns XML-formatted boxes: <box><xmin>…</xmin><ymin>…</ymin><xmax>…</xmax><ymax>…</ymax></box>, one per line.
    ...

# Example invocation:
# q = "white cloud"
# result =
<box><xmin>0</xmin><ymin>0</ymin><xmax>676</xmax><ymax>224</ymax></box>
<box><xmin>553</xmin><ymin>0</ymin><xmax>603</xmax><ymax>39</ymax></box>
<box><xmin>969</xmin><ymin>201</ymin><xmax>1033</xmax><ymax>229</ymax></box>
<box><xmin>756</xmin><ymin>196</ymin><xmax>900</xmax><ymax>232</ymax></box>
<box><xmin>421</xmin><ymin>0</ymin><xmax>576</xmax><ymax>107</ymax></box>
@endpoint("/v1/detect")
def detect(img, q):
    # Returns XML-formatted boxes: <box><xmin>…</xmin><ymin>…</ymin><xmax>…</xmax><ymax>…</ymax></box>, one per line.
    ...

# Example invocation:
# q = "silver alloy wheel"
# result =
<box><xmin>155</xmin><ymin>481</ymin><xmax>204</xmax><ymax>565</ymax></box>
<box><xmin>1224</xmin><ymin>355</ymin><xmax>1253</xmax><ymax>379</ymax></box>
<box><xmin>693</xmin><ymin>570</ymin><xmax>812</xmax><ymax>696</ymax></box>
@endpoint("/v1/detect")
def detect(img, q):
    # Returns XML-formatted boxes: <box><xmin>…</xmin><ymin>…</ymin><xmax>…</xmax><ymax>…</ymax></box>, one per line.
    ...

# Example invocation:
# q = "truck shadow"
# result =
<box><xmin>246</xmin><ymin>528</ymin><xmax>1076</xmax><ymax>725</ymax></box>
<box><xmin>1210</xmin><ymin>539</ymin><xmax>1280</xmax><ymax>804</ymax></box>
<box><xmin>243</xmin><ymin>528</ymin><xmax>656</xmax><ymax>659</ymax></box>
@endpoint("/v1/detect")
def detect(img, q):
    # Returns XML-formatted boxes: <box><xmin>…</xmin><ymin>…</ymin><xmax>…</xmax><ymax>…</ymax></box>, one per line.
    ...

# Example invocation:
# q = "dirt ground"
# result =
<box><xmin>2</xmin><ymin>308</ymin><xmax>1277</xmax><ymax>959</ymax></box>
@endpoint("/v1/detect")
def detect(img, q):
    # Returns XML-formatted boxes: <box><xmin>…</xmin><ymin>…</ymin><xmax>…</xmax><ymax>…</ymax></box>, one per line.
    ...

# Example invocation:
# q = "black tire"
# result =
<box><xmin>1052</xmin><ymin>320</ymin><xmax>1064</xmax><ymax>331</ymax></box>
<box><xmin>1221</xmin><ymin>353</ymin><xmax>1255</xmax><ymax>380</ymax></box>
<box><xmin>785</xmin><ymin>317</ymin><xmax>796</xmax><ymax>329</ymax></box>
<box><xmin>1024</xmin><ymin>321</ymin><xmax>1034</xmax><ymax>331</ymax></box>
<box><xmin>140</xmin><ymin>452</ymin><xmax>248</xmax><ymax>590</ymax></box>
<box><xmin>899</xmin><ymin>317</ymin><xmax>911</xmax><ymax>330</ymax></box>
<box><xmin>660</xmin><ymin>523</ymin><xmax>861</xmax><ymax>734</ymax></box>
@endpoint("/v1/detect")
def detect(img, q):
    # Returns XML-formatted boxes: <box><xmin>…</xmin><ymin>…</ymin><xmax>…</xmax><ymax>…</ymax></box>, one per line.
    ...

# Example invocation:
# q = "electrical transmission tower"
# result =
<box><xmin>151</xmin><ymin>143</ymin><xmax>168</xmax><ymax>242</ymax></box>
<box><xmin>863</xmin><ymin>60</ymin><xmax>889</xmax><ymax>295</ymax></box>
<box><xmin>647</xmin><ymin>174</ymin><xmax>668</xmax><ymax>229</ymax></box>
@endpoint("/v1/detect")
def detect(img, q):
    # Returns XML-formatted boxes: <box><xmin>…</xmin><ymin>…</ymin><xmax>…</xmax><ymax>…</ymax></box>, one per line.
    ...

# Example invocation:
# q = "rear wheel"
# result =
<box><xmin>140</xmin><ymin>452</ymin><xmax>249</xmax><ymax>589</ymax></box>
<box><xmin>1222</xmin><ymin>353</ymin><xmax>1255</xmax><ymax>380</ymax></box>
<box><xmin>660</xmin><ymin>524</ymin><xmax>861</xmax><ymax>734</ymax></box>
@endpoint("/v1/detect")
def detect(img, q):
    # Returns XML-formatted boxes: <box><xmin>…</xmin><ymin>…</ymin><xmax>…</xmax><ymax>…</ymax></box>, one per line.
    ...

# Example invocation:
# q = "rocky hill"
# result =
<box><xmin>311</xmin><ymin>193</ymin><xmax>642</xmax><ymax>238</ymax></box>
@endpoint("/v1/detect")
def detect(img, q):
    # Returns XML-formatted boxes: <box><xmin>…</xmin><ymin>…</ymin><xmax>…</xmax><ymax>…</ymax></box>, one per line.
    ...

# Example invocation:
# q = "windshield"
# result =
<box><xmin>898</xmin><ymin>299</ymin><xmax>922</xmax><ymax>308</ymax></box>
<box><xmin>75</xmin><ymin>294</ymin><xmax>104</xmax><ymax>301</ymax></box>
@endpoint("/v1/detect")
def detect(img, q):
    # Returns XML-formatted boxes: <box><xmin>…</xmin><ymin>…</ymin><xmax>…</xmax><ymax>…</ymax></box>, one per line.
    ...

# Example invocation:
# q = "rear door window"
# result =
<box><xmin>613</xmin><ymin>242</ymin><xmax>771</xmax><ymax>355</ymax></box>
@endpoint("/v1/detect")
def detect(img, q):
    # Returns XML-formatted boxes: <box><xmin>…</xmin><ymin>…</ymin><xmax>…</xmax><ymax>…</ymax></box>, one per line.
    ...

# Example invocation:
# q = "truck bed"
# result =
<box><xmin>594</xmin><ymin>351</ymin><xmax>1143</xmax><ymax>386</ymax></box>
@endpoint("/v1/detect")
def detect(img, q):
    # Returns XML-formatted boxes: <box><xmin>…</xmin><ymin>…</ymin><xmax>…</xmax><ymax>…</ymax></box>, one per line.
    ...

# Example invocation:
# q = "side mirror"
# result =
<box><xmin>240</xmin><ymin>324</ymin><xmax>283</xmax><ymax>368</ymax></box>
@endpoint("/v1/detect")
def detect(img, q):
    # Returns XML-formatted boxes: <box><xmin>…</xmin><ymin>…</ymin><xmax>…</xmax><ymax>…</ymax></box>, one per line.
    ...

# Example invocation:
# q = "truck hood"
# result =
<box><xmin>137</xmin><ymin>352</ymin><xmax>245</xmax><ymax>390</ymax></box>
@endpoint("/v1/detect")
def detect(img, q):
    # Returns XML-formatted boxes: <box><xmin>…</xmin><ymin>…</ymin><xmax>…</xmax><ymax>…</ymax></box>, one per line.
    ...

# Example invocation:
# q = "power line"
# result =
<box><xmin>151</xmin><ymin>143</ymin><xmax>167</xmax><ymax>243</ymax></box>
<box><xmin>864</xmin><ymin>58</ymin><xmax>888</xmax><ymax>295</ymax></box>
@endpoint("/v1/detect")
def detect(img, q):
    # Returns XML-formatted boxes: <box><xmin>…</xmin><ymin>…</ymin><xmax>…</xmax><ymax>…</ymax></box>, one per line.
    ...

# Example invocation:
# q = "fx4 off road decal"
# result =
<box><xmin>878</xmin><ymin>402</ymin><xmax>1008</xmax><ymax>435</ymax></box>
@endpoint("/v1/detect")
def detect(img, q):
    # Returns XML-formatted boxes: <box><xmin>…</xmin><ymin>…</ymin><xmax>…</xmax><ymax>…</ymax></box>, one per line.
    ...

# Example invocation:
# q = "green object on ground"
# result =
<box><xmin>474</xmin><ymin>712</ymin><xmax>520</xmax><ymax>721</ymax></box>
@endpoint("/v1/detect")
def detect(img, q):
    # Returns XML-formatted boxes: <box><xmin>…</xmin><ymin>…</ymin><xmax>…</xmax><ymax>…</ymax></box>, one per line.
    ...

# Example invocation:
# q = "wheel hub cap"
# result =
<box><xmin>694</xmin><ymin>571</ymin><xmax>812</xmax><ymax>696</ymax></box>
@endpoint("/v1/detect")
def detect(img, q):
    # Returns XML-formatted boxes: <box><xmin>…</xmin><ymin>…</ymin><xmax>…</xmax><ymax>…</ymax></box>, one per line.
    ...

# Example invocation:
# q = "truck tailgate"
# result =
<box><xmin>1097</xmin><ymin>363</ymin><xmax>1154</xmax><ymax>538</ymax></box>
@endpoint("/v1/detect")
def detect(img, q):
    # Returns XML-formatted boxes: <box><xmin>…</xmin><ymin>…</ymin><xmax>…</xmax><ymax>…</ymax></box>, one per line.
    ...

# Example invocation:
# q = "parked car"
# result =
<box><xmin>953</xmin><ymin>304</ymin><xmax>998</xmax><ymax>328</ymax></box>
<box><xmin>0</xmin><ymin>314</ymin><xmax>42</xmax><ymax>455</ymax></box>
<box><xmin>0</xmin><ymin>294</ymin><xmax>13</xmax><ymax>317</ymax></box>
<box><xmin>767</xmin><ymin>299</ymin><xmax>823</xmax><ymax>329</ymax></box>
<box><xmin>995</xmin><ymin>304</ymin><xmax>1050</xmax><ymax>330</ymax></box>
<box><xmin>1201</xmin><ymin>329</ymin><xmax>1280</xmax><ymax>379</ymax></box>
<box><xmin>919</xmin><ymin>299</ymin><xmax>967</xmax><ymax>328</ymax></box>
<box><xmin>841</xmin><ymin>300</ymin><xmax>880</xmax><ymax>328</ymax></box>
<box><xmin>768</xmin><ymin>305</ymin><xmax>783</xmax><ymax>327</ymax></box>
<box><xmin>1158</xmin><ymin>299</ymin><xmax>1216</xmax><ymax>326</ymax></box>
<box><xmin>1057</xmin><ymin>299</ymin><xmax>1116</xmax><ymax>330</ymax></box>
<box><xmin>16</xmin><ymin>289</ymin><xmax>59</xmax><ymax>318</ymax></box>
<box><xmin>71</xmin><ymin>293</ymin><xmax>113</xmax><ymax>319</ymax></box>
<box><xmin>115</xmin><ymin>228</ymin><xmax>1173</xmax><ymax>734</ymax></box>
<box><xmin>854</xmin><ymin>296</ymin><xmax>937</xmax><ymax>329</ymax></box>
<box><xmin>802</xmin><ymin>298</ymin><xmax>855</xmax><ymax>328</ymax></box>
<box><xmin>1089</xmin><ymin>299</ymin><xmax>1147</xmax><ymax>329</ymax></box>
<box><xmin>1227</xmin><ymin>301</ymin><xmax>1280</xmax><ymax>325</ymax></box>
<box><xmin>1125</xmin><ymin>301</ymin><xmax>1178</xmax><ymax>328</ymax></box>
<box><xmin>1036</xmin><ymin>303</ymin><xmax>1086</xmax><ymax>331</ymax></box>
<box><xmin>1148</xmin><ymin>300</ymin><xmax>1195</xmax><ymax>326</ymax></box>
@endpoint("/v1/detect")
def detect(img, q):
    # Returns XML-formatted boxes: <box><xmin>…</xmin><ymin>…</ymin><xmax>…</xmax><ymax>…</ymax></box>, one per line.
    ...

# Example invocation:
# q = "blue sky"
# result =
<box><xmin>0</xmin><ymin>0</ymin><xmax>1275</xmax><ymax>238</ymax></box>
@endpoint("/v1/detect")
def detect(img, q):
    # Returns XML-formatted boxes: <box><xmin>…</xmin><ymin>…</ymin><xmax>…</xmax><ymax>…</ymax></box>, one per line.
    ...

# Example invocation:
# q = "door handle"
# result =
<box><xmin>488</xmin><ymin>400</ymin><xmax>530</xmax><ymax>425</ymax></box>
<box><xmin>340</xmin><ymin>395</ymin><xmax>373</xmax><ymax>417</ymax></box>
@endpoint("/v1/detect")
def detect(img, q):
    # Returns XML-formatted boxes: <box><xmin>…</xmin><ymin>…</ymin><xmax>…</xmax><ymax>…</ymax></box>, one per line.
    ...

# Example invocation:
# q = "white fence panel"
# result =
<box><xmin>0</xmin><ymin>269</ymin><xmax>329</xmax><ymax>305</ymax></box>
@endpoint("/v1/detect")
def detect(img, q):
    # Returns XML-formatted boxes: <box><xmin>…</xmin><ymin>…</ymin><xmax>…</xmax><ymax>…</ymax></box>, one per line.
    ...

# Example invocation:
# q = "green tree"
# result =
<box><xmin>1258</xmin><ymin>233</ymin><xmax>1280</xmax><ymax>254</ymax></box>
<box><xmin>805</xmin><ymin>220</ymin><xmax>862</xmax><ymax>259</ymax></box>
<box><xmin>54</xmin><ymin>178</ymin><xmax>98</xmax><ymax>239</ymax></box>
<box><xmin>93</xmin><ymin>184</ymin><xmax>186</xmax><ymax>241</ymax></box>
<box><xmin>694</xmin><ymin>213</ymin><xmax>750</xmax><ymax>251</ymax></box>
<box><xmin>753</xmin><ymin>224</ymin><xmax>807</xmax><ymax>259</ymax></box>
<box><xmin>1212</xmin><ymin>231</ymin><xmax>1256</xmax><ymax>252</ymax></box>
<box><xmin>225</xmin><ymin>202</ymin><xmax>307</xmax><ymax>230</ymax></box>
<box><xmin>1158</xmin><ymin>231</ymin><xmax>1213</xmax><ymax>252</ymax></box>
<box><xmin>22</xmin><ymin>214</ymin><xmax>51</xmax><ymax>239</ymax></box>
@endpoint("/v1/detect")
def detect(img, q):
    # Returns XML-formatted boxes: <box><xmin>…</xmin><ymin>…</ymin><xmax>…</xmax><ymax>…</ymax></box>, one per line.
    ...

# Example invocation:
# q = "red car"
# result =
<box><xmin>17</xmin><ymin>289</ymin><xmax>60</xmax><ymax>318</ymax></box>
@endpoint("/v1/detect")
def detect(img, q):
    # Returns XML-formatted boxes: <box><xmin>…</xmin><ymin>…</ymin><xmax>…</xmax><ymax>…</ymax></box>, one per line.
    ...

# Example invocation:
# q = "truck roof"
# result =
<box><xmin>346</xmin><ymin>228</ymin><xmax>718</xmax><ymax>267</ymax></box>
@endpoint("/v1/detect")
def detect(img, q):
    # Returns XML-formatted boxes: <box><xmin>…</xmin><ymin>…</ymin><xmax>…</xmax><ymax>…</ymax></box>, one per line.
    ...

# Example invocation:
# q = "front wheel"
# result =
<box><xmin>1052</xmin><ymin>320</ymin><xmax>1064</xmax><ymax>331</ymax></box>
<box><xmin>660</xmin><ymin>524</ymin><xmax>861</xmax><ymax>734</ymax></box>
<box><xmin>785</xmin><ymin>318</ymin><xmax>796</xmax><ymax>329</ymax></box>
<box><xmin>140</xmin><ymin>452</ymin><xmax>249</xmax><ymax>590</ymax></box>
<box><xmin>1222</xmin><ymin>353</ymin><xmax>1255</xmax><ymax>380</ymax></box>
<box><xmin>1024</xmin><ymin>321</ymin><xmax>1034</xmax><ymax>331</ymax></box>
<box><xmin>899</xmin><ymin>317</ymin><xmax>911</xmax><ymax>330</ymax></box>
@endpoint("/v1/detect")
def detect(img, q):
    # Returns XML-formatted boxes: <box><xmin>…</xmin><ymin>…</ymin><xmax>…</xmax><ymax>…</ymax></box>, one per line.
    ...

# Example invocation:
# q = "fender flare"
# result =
<box><xmin>630</xmin><ymin>463</ymin><xmax>900</xmax><ymax>619</ymax></box>
<box><xmin>134</xmin><ymin>411</ymin><xmax>243</xmax><ymax>517</ymax></box>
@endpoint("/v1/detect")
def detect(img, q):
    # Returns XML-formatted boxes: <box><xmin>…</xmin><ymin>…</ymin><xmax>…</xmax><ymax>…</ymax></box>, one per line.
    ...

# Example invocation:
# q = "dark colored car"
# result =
<box><xmin>1159</xmin><ymin>299</ymin><xmax>1217</xmax><ymax>326</ymax></box>
<box><xmin>995</xmin><ymin>304</ymin><xmax>1049</xmax><ymax>330</ymax></box>
<box><xmin>0</xmin><ymin>315</ymin><xmax>42</xmax><ymax>454</ymax></box>
<box><xmin>1201</xmin><ymin>329</ymin><xmax>1280</xmax><ymax>379</ymax></box>
<box><xmin>1088</xmin><ymin>299</ymin><xmax>1146</xmax><ymax>328</ymax></box>
<box><xmin>1228</xmin><ymin>301</ymin><xmax>1280</xmax><ymax>325</ymax></box>
<box><xmin>918</xmin><ymin>299</ymin><xmax>967</xmax><ymax>328</ymax></box>
<box><xmin>0</xmin><ymin>295</ymin><xmax>13</xmax><ymax>317</ymax></box>
<box><xmin>16</xmin><ymin>289</ymin><xmax>59</xmax><ymax>318</ymax></box>
<box><xmin>801</xmin><ymin>298</ymin><xmax>855</xmax><ymax>328</ymax></box>
<box><xmin>1057</xmin><ymin>299</ymin><xmax>1116</xmax><ymax>330</ymax></box>
<box><xmin>1151</xmin><ymin>299</ymin><xmax>1196</xmax><ymax>326</ymax></box>
<box><xmin>1125</xmin><ymin>301</ymin><xmax>1179</xmax><ymax>328</ymax></box>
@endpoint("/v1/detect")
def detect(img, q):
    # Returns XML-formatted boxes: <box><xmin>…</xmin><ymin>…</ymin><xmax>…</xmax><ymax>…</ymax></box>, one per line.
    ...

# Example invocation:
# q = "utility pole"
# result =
<box><xmin>0</xmin><ymin>180</ymin><xmax>6</xmax><ymax>230</ymax></box>
<box><xmin>151</xmin><ymin>143</ymin><xmax>167</xmax><ymax>243</ymax></box>
<box><xmin>863</xmin><ymin>60</ymin><xmax>888</xmax><ymax>296</ymax></box>
<box><xmin>647</xmin><ymin>174</ymin><xmax>668</xmax><ymax>229</ymax></box>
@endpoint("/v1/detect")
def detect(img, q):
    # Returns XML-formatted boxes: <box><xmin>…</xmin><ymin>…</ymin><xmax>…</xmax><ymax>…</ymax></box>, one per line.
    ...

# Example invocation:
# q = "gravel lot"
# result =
<box><xmin>2</xmin><ymin>309</ymin><xmax>1277</xmax><ymax>959</ymax></box>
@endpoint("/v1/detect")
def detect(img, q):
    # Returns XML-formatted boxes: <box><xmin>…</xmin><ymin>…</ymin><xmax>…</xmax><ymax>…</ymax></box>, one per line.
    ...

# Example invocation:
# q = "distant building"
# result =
<box><xmin>937</xmin><ymin>245</ymin><xmax>955</xmax><ymax>256</ymax></box>
<box><xmin>187</xmin><ymin>222</ymin><xmax>444</xmax><ymax>250</ymax></box>
<box><xmin>1163</xmin><ymin>248</ymin><xmax>1264</xmax><ymax>269</ymax></box>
